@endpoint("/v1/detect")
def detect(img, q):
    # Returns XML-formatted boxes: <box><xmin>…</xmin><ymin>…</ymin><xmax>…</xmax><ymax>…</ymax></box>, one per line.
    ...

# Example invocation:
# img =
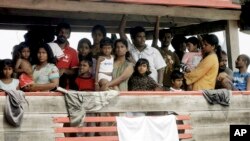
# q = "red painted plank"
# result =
<box><xmin>55</xmin><ymin>124</ymin><xmax>191</xmax><ymax>133</ymax></box>
<box><xmin>53</xmin><ymin>115</ymin><xmax>190</xmax><ymax>123</ymax></box>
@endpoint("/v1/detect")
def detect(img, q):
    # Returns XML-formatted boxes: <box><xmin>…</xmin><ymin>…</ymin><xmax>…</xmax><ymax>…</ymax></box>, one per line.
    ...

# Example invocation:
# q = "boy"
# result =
<box><xmin>169</xmin><ymin>70</ymin><xmax>184</xmax><ymax>91</ymax></box>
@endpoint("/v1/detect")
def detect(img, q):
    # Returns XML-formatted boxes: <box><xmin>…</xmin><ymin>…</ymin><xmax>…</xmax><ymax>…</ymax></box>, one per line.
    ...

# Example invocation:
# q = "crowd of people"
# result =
<box><xmin>0</xmin><ymin>15</ymin><xmax>249</xmax><ymax>92</ymax></box>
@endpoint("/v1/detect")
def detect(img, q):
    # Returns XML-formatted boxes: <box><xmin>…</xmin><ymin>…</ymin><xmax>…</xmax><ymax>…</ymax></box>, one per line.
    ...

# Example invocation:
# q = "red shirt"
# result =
<box><xmin>56</xmin><ymin>45</ymin><xmax>79</xmax><ymax>69</ymax></box>
<box><xmin>75</xmin><ymin>76</ymin><xmax>95</xmax><ymax>91</ymax></box>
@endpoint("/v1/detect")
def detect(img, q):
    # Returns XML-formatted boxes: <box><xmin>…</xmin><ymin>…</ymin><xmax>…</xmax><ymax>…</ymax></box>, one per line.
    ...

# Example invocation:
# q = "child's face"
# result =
<box><xmin>78</xmin><ymin>43</ymin><xmax>91</xmax><ymax>57</ymax></box>
<box><xmin>172</xmin><ymin>78</ymin><xmax>183</xmax><ymax>89</ymax></box>
<box><xmin>92</xmin><ymin>30</ymin><xmax>104</xmax><ymax>44</ymax></box>
<box><xmin>101</xmin><ymin>45</ymin><xmax>112</xmax><ymax>56</ymax></box>
<box><xmin>186</xmin><ymin>42</ymin><xmax>197</xmax><ymax>52</ymax></box>
<box><xmin>21</xmin><ymin>47</ymin><xmax>30</xmax><ymax>59</ymax></box>
<box><xmin>3</xmin><ymin>66</ymin><xmax>13</xmax><ymax>78</ymax></box>
<box><xmin>138</xmin><ymin>64</ymin><xmax>148</xmax><ymax>75</ymax></box>
<box><xmin>79</xmin><ymin>61</ymin><xmax>90</xmax><ymax>75</ymax></box>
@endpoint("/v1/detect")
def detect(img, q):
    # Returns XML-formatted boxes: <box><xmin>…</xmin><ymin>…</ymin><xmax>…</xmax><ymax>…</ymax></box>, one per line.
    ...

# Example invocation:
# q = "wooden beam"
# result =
<box><xmin>146</xmin><ymin>20</ymin><xmax>227</xmax><ymax>39</ymax></box>
<box><xmin>225</xmin><ymin>20</ymin><xmax>240</xmax><ymax>71</ymax></box>
<box><xmin>0</xmin><ymin>0</ymin><xmax>241</xmax><ymax>20</ymax></box>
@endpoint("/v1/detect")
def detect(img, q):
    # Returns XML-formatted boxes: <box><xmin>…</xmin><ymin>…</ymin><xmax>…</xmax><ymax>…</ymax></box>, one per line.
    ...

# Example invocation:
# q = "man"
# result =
<box><xmin>152</xmin><ymin>17</ymin><xmax>180</xmax><ymax>88</ymax></box>
<box><xmin>55</xmin><ymin>23</ymin><xmax>79</xmax><ymax>89</ymax></box>
<box><xmin>215</xmin><ymin>51</ymin><xmax>233</xmax><ymax>89</ymax></box>
<box><xmin>119</xmin><ymin>15</ymin><xmax>166</xmax><ymax>85</ymax></box>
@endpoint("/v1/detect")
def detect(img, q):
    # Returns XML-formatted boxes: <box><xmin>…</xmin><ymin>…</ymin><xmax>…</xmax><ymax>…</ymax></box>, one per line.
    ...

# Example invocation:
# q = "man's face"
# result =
<box><xmin>58</xmin><ymin>28</ymin><xmax>70</xmax><ymax>39</ymax></box>
<box><xmin>219</xmin><ymin>54</ymin><xmax>228</xmax><ymax>70</ymax></box>
<box><xmin>160</xmin><ymin>33</ymin><xmax>172</xmax><ymax>48</ymax></box>
<box><xmin>133</xmin><ymin>32</ymin><xmax>146</xmax><ymax>48</ymax></box>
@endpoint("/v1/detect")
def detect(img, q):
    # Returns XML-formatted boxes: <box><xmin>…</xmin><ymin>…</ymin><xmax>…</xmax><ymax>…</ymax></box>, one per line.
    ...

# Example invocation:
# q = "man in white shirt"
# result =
<box><xmin>119</xmin><ymin>15</ymin><xmax>166</xmax><ymax>84</ymax></box>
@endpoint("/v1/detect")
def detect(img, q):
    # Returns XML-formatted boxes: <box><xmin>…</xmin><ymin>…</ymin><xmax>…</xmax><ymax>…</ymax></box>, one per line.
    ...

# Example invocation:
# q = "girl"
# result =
<box><xmin>0</xmin><ymin>59</ymin><xmax>19</xmax><ymax>90</ymax></box>
<box><xmin>184</xmin><ymin>34</ymin><xmax>221</xmax><ymax>90</ymax></box>
<box><xmin>75</xmin><ymin>58</ymin><xmax>95</xmax><ymax>91</ymax></box>
<box><xmin>77</xmin><ymin>38</ymin><xmax>96</xmax><ymax>76</ymax></box>
<box><xmin>169</xmin><ymin>70</ymin><xmax>184</xmax><ymax>91</ymax></box>
<box><xmin>12</xmin><ymin>42</ymin><xmax>33</xmax><ymax>89</ymax></box>
<box><xmin>95</xmin><ymin>37</ymin><xmax>114</xmax><ymax>91</ymax></box>
<box><xmin>181</xmin><ymin>37</ymin><xmax>202</xmax><ymax>72</ymax></box>
<box><xmin>128</xmin><ymin>58</ymin><xmax>161</xmax><ymax>91</ymax></box>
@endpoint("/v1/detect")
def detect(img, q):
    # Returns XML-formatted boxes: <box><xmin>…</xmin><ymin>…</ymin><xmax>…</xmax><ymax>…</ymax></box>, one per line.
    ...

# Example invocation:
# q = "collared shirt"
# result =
<box><xmin>127</xmin><ymin>39</ymin><xmax>166</xmax><ymax>82</ymax></box>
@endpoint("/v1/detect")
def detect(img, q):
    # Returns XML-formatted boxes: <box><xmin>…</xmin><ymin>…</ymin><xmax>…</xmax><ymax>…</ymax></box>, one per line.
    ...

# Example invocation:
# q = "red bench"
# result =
<box><xmin>53</xmin><ymin>115</ymin><xmax>192</xmax><ymax>141</ymax></box>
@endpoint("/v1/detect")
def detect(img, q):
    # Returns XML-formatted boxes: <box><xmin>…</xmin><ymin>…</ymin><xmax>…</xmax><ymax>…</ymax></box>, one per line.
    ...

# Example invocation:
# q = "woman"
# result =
<box><xmin>25</xmin><ymin>44</ymin><xmax>59</xmax><ymax>91</ymax></box>
<box><xmin>101</xmin><ymin>38</ymin><xmax>133</xmax><ymax>91</ymax></box>
<box><xmin>184</xmin><ymin>34</ymin><xmax>221</xmax><ymax>90</ymax></box>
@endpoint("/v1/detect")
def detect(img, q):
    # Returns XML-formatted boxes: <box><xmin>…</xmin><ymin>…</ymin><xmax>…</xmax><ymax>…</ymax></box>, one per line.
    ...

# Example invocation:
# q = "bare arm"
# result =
<box><xmin>14</xmin><ymin>58</ymin><xmax>23</xmax><ymax>73</ymax></box>
<box><xmin>247</xmin><ymin>77</ymin><xmax>250</xmax><ymax>91</ymax></box>
<box><xmin>105</xmin><ymin>64</ymin><xmax>133</xmax><ymax>88</ymax></box>
<box><xmin>119</xmin><ymin>14</ymin><xmax>128</xmax><ymax>39</ymax></box>
<box><xmin>157</xmin><ymin>67</ymin><xmax>164</xmax><ymax>84</ymax></box>
<box><xmin>152</xmin><ymin>16</ymin><xmax>160</xmax><ymax>48</ymax></box>
<box><xmin>29</xmin><ymin>78</ymin><xmax>59</xmax><ymax>91</ymax></box>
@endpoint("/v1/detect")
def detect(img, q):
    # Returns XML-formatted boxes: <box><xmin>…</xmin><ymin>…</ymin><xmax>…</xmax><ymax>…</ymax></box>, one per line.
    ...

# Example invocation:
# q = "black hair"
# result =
<box><xmin>202</xmin><ymin>34</ymin><xmax>222</xmax><ymax>60</ymax></box>
<box><xmin>114</xmin><ymin>38</ymin><xmax>131</xmax><ymax>61</ymax></box>
<box><xmin>238</xmin><ymin>54</ymin><xmax>250</xmax><ymax>67</ymax></box>
<box><xmin>130</xmin><ymin>26</ymin><xmax>146</xmax><ymax>40</ymax></box>
<box><xmin>170</xmin><ymin>70</ymin><xmax>184</xmax><ymax>81</ymax></box>
<box><xmin>221</xmin><ymin>50</ymin><xmax>227</xmax><ymax>56</ymax></box>
<box><xmin>100</xmin><ymin>37</ymin><xmax>113</xmax><ymax>49</ymax></box>
<box><xmin>171</xmin><ymin>35</ymin><xmax>187</xmax><ymax>51</ymax></box>
<box><xmin>56</xmin><ymin>22</ymin><xmax>71</xmax><ymax>36</ymax></box>
<box><xmin>77</xmin><ymin>38</ymin><xmax>92</xmax><ymax>50</ymax></box>
<box><xmin>12</xmin><ymin>42</ymin><xmax>31</xmax><ymax>64</ymax></box>
<box><xmin>185</xmin><ymin>36</ymin><xmax>200</xmax><ymax>49</ymax></box>
<box><xmin>80</xmin><ymin>58</ymin><xmax>93</xmax><ymax>67</ymax></box>
<box><xmin>77</xmin><ymin>38</ymin><xmax>93</xmax><ymax>61</ymax></box>
<box><xmin>91</xmin><ymin>24</ymin><xmax>107</xmax><ymax>38</ymax></box>
<box><xmin>133</xmin><ymin>58</ymin><xmax>151</xmax><ymax>76</ymax></box>
<box><xmin>33</xmin><ymin>43</ymin><xmax>56</xmax><ymax>64</ymax></box>
<box><xmin>159</xmin><ymin>29</ymin><xmax>173</xmax><ymax>41</ymax></box>
<box><xmin>0</xmin><ymin>59</ymin><xmax>14</xmax><ymax>78</ymax></box>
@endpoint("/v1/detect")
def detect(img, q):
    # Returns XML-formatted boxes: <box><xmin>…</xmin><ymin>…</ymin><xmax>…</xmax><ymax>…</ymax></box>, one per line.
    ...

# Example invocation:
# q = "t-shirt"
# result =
<box><xmin>127</xmin><ymin>39</ymin><xmax>166</xmax><ymax>82</ymax></box>
<box><xmin>47</xmin><ymin>42</ymin><xmax>64</xmax><ymax>59</ymax></box>
<box><xmin>32</xmin><ymin>63</ymin><xmax>59</xmax><ymax>84</ymax></box>
<box><xmin>75</xmin><ymin>76</ymin><xmax>95</xmax><ymax>91</ymax></box>
<box><xmin>99</xmin><ymin>56</ymin><xmax>114</xmax><ymax>73</ymax></box>
<box><xmin>56</xmin><ymin>45</ymin><xmax>79</xmax><ymax>69</ymax></box>
<box><xmin>182</xmin><ymin>52</ymin><xmax>202</xmax><ymax>70</ymax></box>
<box><xmin>0</xmin><ymin>79</ymin><xmax>19</xmax><ymax>90</ymax></box>
<box><xmin>233</xmin><ymin>72</ymin><xmax>250</xmax><ymax>91</ymax></box>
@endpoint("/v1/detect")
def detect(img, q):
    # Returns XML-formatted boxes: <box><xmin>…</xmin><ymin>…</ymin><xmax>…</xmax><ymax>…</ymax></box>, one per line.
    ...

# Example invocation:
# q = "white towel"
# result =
<box><xmin>116</xmin><ymin>115</ymin><xmax>179</xmax><ymax>141</ymax></box>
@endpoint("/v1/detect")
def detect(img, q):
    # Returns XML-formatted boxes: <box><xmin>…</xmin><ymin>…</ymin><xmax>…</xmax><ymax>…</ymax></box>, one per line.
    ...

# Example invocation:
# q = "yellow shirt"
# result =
<box><xmin>185</xmin><ymin>53</ymin><xmax>219</xmax><ymax>90</ymax></box>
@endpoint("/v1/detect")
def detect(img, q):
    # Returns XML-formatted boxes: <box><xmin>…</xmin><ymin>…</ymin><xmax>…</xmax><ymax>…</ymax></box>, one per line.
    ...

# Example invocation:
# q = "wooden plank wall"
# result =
<box><xmin>1</xmin><ymin>91</ymin><xmax>250</xmax><ymax>141</ymax></box>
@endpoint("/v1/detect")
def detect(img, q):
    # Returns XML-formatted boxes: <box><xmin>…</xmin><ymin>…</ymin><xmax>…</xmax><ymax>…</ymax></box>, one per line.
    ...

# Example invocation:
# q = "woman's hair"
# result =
<box><xmin>77</xmin><ymin>38</ymin><xmax>93</xmax><ymax>61</ymax></box>
<box><xmin>0</xmin><ymin>59</ymin><xmax>14</xmax><ymax>78</ymax></box>
<box><xmin>238</xmin><ymin>54</ymin><xmax>250</xmax><ymax>67</ymax></box>
<box><xmin>114</xmin><ymin>38</ymin><xmax>131</xmax><ymax>61</ymax></box>
<box><xmin>185</xmin><ymin>36</ymin><xmax>200</xmax><ymax>49</ymax></box>
<box><xmin>12</xmin><ymin>42</ymin><xmax>31</xmax><ymax>63</ymax></box>
<box><xmin>170</xmin><ymin>70</ymin><xmax>184</xmax><ymax>81</ymax></box>
<box><xmin>202</xmin><ymin>34</ymin><xmax>222</xmax><ymax>60</ymax></box>
<box><xmin>91</xmin><ymin>24</ymin><xmax>107</xmax><ymax>38</ymax></box>
<box><xmin>33</xmin><ymin>43</ymin><xmax>56</xmax><ymax>64</ymax></box>
<box><xmin>133</xmin><ymin>58</ymin><xmax>151</xmax><ymax>76</ymax></box>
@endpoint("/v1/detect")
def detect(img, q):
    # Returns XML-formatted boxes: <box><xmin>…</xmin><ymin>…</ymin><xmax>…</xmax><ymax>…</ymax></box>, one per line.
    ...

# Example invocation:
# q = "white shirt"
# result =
<box><xmin>0</xmin><ymin>79</ymin><xmax>19</xmax><ymax>90</ymax></box>
<box><xmin>47</xmin><ymin>42</ymin><xmax>64</xmax><ymax>59</ymax></box>
<box><xmin>127</xmin><ymin>39</ymin><xmax>166</xmax><ymax>82</ymax></box>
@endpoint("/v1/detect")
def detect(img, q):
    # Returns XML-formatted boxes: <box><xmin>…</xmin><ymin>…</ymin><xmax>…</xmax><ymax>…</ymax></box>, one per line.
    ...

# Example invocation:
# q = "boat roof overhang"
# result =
<box><xmin>0</xmin><ymin>0</ymin><xmax>242</xmax><ymax>35</ymax></box>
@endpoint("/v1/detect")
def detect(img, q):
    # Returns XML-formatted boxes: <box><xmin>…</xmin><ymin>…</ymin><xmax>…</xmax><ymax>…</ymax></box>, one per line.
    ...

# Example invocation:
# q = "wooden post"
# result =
<box><xmin>225</xmin><ymin>20</ymin><xmax>240</xmax><ymax>71</ymax></box>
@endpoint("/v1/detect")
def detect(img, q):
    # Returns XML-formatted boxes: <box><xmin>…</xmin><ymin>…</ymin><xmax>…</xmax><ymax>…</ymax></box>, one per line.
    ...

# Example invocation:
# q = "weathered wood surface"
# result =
<box><xmin>1</xmin><ymin>91</ymin><xmax>250</xmax><ymax>141</ymax></box>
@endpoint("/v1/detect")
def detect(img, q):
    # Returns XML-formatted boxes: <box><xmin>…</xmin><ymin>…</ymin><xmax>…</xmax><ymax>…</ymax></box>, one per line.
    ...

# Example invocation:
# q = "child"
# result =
<box><xmin>0</xmin><ymin>59</ymin><xmax>19</xmax><ymax>90</ymax></box>
<box><xmin>128</xmin><ymin>58</ymin><xmax>161</xmax><ymax>91</ymax></box>
<box><xmin>95</xmin><ymin>37</ymin><xmax>114</xmax><ymax>91</ymax></box>
<box><xmin>75</xmin><ymin>58</ymin><xmax>95</xmax><ymax>91</ymax></box>
<box><xmin>12</xmin><ymin>42</ymin><xmax>33</xmax><ymax>89</ymax></box>
<box><xmin>169</xmin><ymin>70</ymin><xmax>184</xmax><ymax>91</ymax></box>
<box><xmin>77</xmin><ymin>38</ymin><xmax>96</xmax><ymax>76</ymax></box>
<box><xmin>181</xmin><ymin>37</ymin><xmax>202</xmax><ymax>72</ymax></box>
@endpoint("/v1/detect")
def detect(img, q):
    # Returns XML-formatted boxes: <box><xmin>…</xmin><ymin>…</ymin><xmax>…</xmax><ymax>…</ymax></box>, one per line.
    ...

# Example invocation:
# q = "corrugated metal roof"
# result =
<box><xmin>107</xmin><ymin>0</ymin><xmax>241</xmax><ymax>9</ymax></box>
